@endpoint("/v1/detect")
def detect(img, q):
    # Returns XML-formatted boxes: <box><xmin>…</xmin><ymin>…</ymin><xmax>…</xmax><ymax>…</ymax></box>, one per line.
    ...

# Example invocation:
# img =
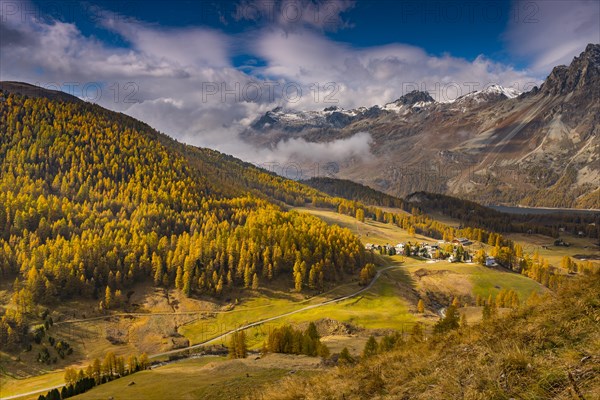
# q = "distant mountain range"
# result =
<box><xmin>243</xmin><ymin>44</ymin><xmax>600</xmax><ymax>209</ymax></box>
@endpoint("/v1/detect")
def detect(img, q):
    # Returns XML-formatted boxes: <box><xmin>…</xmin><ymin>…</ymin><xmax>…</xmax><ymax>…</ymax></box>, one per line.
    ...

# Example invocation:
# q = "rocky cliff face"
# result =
<box><xmin>542</xmin><ymin>44</ymin><xmax>600</xmax><ymax>96</ymax></box>
<box><xmin>391</xmin><ymin>90</ymin><xmax>436</xmax><ymax>106</ymax></box>
<box><xmin>243</xmin><ymin>44</ymin><xmax>600</xmax><ymax>208</ymax></box>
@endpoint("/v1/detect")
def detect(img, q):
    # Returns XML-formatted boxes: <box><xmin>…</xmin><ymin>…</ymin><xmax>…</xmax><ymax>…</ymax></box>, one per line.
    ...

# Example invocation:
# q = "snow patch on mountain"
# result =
<box><xmin>482</xmin><ymin>84</ymin><xmax>521</xmax><ymax>98</ymax></box>
<box><xmin>455</xmin><ymin>84</ymin><xmax>521</xmax><ymax>103</ymax></box>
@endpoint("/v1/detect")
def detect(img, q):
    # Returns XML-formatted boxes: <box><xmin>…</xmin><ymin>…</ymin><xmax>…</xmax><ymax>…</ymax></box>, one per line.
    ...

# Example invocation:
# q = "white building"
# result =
<box><xmin>485</xmin><ymin>257</ymin><xmax>497</xmax><ymax>267</ymax></box>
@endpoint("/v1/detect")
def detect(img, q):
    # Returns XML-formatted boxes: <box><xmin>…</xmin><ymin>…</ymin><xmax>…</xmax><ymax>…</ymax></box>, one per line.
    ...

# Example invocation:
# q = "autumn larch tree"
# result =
<box><xmin>229</xmin><ymin>330</ymin><xmax>248</xmax><ymax>359</ymax></box>
<box><xmin>433</xmin><ymin>305</ymin><xmax>460</xmax><ymax>334</ymax></box>
<box><xmin>338</xmin><ymin>347</ymin><xmax>354</xmax><ymax>366</ymax></box>
<box><xmin>417</xmin><ymin>299</ymin><xmax>425</xmax><ymax>313</ymax></box>
<box><xmin>356</xmin><ymin>208</ymin><xmax>365</xmax><ymax>222</ymax></box>
<box><xmin>362</xmin><ymin>335</ymin><xmax>378</xmax><ymax>359</ymax></box>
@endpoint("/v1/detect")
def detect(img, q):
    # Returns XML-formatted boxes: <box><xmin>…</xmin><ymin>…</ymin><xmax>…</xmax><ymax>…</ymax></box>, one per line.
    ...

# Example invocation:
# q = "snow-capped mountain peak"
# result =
<box><xmin>452</xmin><ymin>84</ymin><xmax>521</xmax><ymax>106</ymax></box>
<box><xmin>480</xmin><ymin>84</ymin><xmax>521</xmax><ymax>98</ymax></box>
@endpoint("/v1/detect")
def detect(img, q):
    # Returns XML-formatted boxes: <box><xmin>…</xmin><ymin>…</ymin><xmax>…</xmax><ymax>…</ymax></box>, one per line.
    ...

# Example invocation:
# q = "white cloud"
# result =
<box><xmin>504</xmin><ymin>0</ymin><xmax>600</xmax><ymax>75</ymax></box>
<box><xmin>255</xmin><ymin>131</ymin><xmax>372</xmax><ymax>163</ymax></box>
<box><xmin>100</xmin><ymin>16</ymin><xmax>232</xmax><ymax>68</ymax></box>
<box><xmin>0</xmin><ymin>0</ymin><xmax>559</xmax><ymax>170</ymax></box>
<box><xmin>251</xmin><ymin>28</ymin><xmax>540</xmax><ymax>107</ymax></box>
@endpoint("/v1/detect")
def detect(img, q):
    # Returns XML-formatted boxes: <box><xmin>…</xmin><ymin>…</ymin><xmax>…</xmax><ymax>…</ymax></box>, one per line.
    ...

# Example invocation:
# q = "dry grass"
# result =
<box><xmin>507</xmin><ymin>232</ymin><xmax>599</xmax><ymax>267</ymax></box>
<box><xmin>253</xmin><ymin>273</ymin><xmax>600</xmax><ymax>399</ymax></box>
<box><xmin>0</xmin><ymin>370</ymin><xmax>64</xmax><ymax>400</ymax></box>
<box><xmin>293</xmin><ymin>207</ymin><xmax>437</xmax><ymax>246</ymax></box>
<box><xmin>320</xmin><ymin>335</ymin><xmax>369</xmax><ymax>356</ymax></box>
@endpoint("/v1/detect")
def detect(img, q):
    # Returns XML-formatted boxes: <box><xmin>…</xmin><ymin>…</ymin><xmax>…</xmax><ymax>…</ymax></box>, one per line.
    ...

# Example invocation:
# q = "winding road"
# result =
<box><xmin>152</xmin><ymin>264</ymin><xmax>402</xmax><ymax>358</ymax></box>
<box><xmin>0</xmin><ymin>264</ymin><xmax>402</xmax><ymax>400</ymax></box>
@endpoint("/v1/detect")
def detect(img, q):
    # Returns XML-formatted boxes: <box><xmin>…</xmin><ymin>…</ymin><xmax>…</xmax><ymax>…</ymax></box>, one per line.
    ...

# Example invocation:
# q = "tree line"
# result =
<box><xmin>37</xmin><ymin>351</ymin><xmax>149</xmax><ymax>400</ymax></box>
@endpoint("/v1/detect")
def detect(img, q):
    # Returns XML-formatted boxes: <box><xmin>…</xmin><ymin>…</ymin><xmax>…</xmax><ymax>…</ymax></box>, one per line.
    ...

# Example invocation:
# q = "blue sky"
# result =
<box><xmin>33</xmin><ymin>0</ymin><xmax>520</xmax><ymax>66</ymax></box>
<box><xmin>1</xmin><ymin>0</ymin><xmax>598</xmax><ymax>162</ymax></box>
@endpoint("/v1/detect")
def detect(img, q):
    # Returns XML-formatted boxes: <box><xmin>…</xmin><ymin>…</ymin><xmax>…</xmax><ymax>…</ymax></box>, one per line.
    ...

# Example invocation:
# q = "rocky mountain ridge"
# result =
<box><xmin>243</xmin><ymin>44</ymin><xmax>600</xmax><ymax>208</ymax></box>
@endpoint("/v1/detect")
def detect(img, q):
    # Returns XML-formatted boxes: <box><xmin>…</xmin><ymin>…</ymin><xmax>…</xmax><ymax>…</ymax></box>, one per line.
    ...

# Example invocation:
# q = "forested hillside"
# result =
<box><xmin>301</xmin><ymin>177</ymin><xmax>404</xmax><ymax>208</ymax></box>
<box><xmin>0</xmin><ymin>91</ymin><xmax>366</xmax><ymax>348</ymax></box>
<box><xmin>406</xmin><ymin>192</ymin><xmax>600</xmax><ymax>239</ymax></box>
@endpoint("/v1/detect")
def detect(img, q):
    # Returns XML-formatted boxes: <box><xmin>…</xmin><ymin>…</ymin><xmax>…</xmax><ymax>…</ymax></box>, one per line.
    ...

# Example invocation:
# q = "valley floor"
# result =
<box><xmin>1</xmin><ymin>206</ymin><xmax>575</xmax><ymax>400</ymax></box>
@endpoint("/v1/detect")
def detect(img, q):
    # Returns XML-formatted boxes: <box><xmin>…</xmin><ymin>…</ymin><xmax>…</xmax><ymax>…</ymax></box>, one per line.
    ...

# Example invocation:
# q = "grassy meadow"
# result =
<box><xmin>70</xmin><ymin>354</ymin><xmax>320</xmax><ymax>400</ymax></box>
